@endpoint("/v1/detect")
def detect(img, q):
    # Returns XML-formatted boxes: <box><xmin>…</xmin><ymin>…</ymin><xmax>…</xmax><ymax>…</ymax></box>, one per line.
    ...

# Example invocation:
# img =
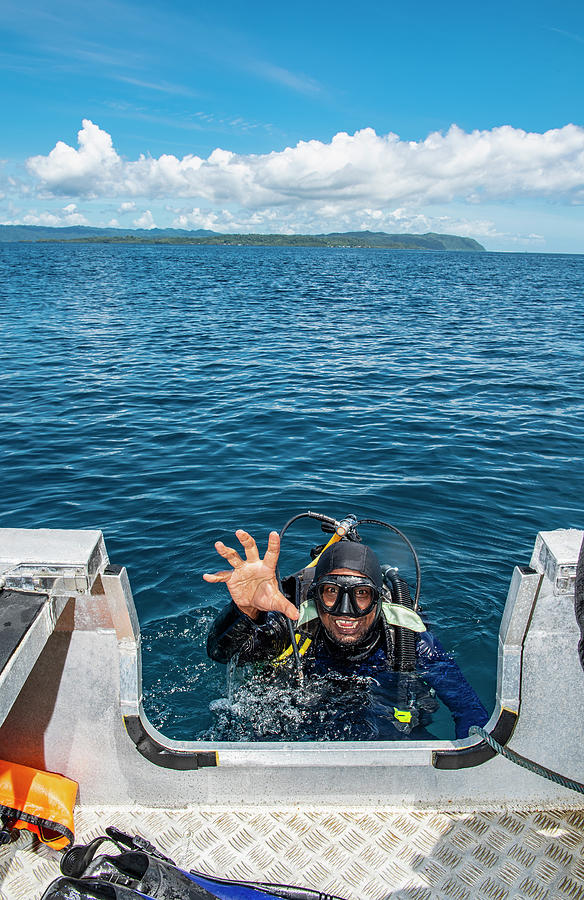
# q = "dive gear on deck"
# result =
<box><xmin>41</xmin><ymin>877</ymin><xmax>154</xmax><ymax>899</ymax></box>
<box><xmin>52</xmin><ymin>828</ymin><xmax>347</xmax><ymax>900</ymax></box>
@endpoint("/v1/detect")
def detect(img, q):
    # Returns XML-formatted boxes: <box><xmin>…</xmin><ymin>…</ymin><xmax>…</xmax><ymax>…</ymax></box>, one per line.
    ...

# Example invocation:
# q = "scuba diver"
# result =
<box><xmin>205</xmin><ymin>513</ymin><xmax>488</xmax><ymax>739</ymax></box>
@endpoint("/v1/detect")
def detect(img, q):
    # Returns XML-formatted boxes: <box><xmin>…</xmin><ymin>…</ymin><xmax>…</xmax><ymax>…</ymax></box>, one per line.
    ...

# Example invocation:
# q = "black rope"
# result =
<box><xmin>469</xmin><ymin>726</ymin><xmax>584</xmax><ymax>795</ymax></box>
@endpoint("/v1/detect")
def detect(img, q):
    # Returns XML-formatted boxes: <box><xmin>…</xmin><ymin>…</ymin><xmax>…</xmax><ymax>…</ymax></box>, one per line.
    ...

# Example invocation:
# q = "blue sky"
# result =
<box><xmin>1</xmin><ymin>0</ymin><xmax>583</xmax><ymax>251</ymax></box>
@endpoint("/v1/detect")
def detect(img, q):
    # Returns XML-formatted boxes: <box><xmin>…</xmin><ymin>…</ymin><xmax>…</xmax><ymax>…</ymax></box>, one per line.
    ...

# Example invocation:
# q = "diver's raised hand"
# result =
<box><xmin>203</xmin><ymin>529</ymin><xmax>299</xmax><ymax>621</ymax></box>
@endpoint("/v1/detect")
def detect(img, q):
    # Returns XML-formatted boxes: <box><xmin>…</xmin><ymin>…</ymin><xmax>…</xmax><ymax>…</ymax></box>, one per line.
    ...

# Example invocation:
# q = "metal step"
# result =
<box><xmin>1</xmin><ymin>804</ymin><xmax>583</xmax><ymax>900</ymax></box>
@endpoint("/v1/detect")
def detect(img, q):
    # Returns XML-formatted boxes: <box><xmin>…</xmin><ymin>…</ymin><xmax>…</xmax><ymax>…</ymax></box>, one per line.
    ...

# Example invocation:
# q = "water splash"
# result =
<box><xmin>205</xmin><ymin>665</ymin><xmax>447</xmax><ymax>742</ymax></box>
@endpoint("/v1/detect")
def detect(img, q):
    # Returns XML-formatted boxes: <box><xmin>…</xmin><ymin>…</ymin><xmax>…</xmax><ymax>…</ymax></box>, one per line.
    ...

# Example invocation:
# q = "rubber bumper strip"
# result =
<box><xmin>432</xmin><ymin>708</ymin><xmax>518</xmax><ymax>769</ymax></box>
<box><xmin>123</xmin><ymin>716</ymin><xmax>218</xmax><ymax>770</ymax></box>
<box><xmin>125</xmin><ymin>708</ymin><xmax>517</xmax><ymax>772</ymax></box>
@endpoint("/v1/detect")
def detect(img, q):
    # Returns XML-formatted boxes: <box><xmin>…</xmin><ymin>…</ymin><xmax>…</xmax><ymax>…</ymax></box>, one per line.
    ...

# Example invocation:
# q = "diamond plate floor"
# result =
<box><xmin>0</xmin><ymin>806</ymin><xmax>583</xmax><ymax>900</ymax></box>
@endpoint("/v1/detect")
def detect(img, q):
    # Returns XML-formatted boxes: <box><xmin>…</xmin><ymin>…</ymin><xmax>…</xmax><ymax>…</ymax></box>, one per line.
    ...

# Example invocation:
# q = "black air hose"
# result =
<box><xmin>576</xmin><ymin>533</ymin><xmax>584</xmax><ymax>672</ymax></box>
<box><xmin>385</xmin><ymin>570</ymin><xmax>417</xmax><ymax>672</ymax></box>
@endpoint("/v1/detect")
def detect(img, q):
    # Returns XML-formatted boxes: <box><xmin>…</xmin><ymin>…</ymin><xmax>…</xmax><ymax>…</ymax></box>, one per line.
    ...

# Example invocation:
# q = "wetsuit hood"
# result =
<box><xmin>312</xmin><ymin>541</ymin><xmax>383</xmax><ymax>652</ymax></box>
<box><xmin>313</xmin><ymin>541</ymin><xmax>383</xmax><ymax>588</ymax></box>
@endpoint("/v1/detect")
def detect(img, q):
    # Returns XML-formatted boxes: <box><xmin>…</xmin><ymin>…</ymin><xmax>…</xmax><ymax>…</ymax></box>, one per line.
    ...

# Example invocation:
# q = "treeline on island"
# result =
<box><xmin>0</xmin><ymin>225</ymin><xmax>486</xmax><ymax>252</ymax></box>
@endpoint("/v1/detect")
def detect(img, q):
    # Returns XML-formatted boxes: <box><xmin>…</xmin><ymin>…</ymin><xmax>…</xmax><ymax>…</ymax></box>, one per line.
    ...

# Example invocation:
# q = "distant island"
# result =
<box><xmin>0</xmin><ymin>225</ymin><xmax>486</xmax><ymax>252</ymax></box>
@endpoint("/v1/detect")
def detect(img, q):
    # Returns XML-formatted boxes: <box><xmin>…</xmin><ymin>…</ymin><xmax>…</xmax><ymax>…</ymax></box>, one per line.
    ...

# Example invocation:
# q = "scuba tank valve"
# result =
<box><xmin>334</xmin><ymin>514</ymin><xmax>358</xmax><ymax>538</ymax></box>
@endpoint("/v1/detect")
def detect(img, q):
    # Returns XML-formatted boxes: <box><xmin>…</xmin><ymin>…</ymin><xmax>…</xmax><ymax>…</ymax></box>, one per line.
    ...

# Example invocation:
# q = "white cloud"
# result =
<box><xmin>170</xmin><ymin>203</ymin><xmax>519</xmax><ymax>242</ymax></box>
<box><xmin>133</xmin><ymin>209</ymin><xmax>156</xmax><ymax>228</ymax></box>
<box><xmin>3</xmin><ymin>203</ymin><xmax>90</xmax><ymax>226</ymax></box>
<box><xmin>28</xmin><ymin>120</ymin><xmax>120</xmax><ymax>196</ymax></box>
<box><xmin>27</xmin><ymin>120</ymin><xmax>584</xmax><ymax>214</ymax></box>
<box><xmin>118</xmin><ymin>200</ymin><xmax>136</xmax><ymax>212</ymax></box>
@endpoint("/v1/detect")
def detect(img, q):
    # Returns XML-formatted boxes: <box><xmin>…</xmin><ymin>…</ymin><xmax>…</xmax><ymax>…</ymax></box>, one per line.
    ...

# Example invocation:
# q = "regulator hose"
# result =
<box><xmin>278</xmin><ymin>511</ymin><xmax>338</xmax><ymax>540</ymax></box>
<box><xmin>385</xmin><ymin>570</ymin><xmax>417</xmax><ymax>672</ymax></box>
<box><xmin>357</xmin><ymin>517</ymin><xmax>421</xmax><ymax>609</ymax></box>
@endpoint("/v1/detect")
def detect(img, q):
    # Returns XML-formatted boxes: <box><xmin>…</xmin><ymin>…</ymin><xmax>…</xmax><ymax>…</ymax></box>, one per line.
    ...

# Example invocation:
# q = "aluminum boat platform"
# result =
<box><xmin>0</xmin><ymin>526</ymin><xmax>582</xmax><ymax>900</ymax></box>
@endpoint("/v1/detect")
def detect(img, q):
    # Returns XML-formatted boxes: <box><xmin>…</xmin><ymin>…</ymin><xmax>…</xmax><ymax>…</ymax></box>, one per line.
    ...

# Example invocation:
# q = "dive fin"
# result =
<box><xmin>58</xmin><ymin>831</ymin><xmax>348</xmax><ymax>900</ymax></box>
<box><xmin>189</xmin><ymin>871</ymin><xmax>346</xmax><ymax>899</ymax></box>
<box><xmin>41</xmin><ymin>876</ymin><xmax>156</xmax><ymax>899</ymax></box>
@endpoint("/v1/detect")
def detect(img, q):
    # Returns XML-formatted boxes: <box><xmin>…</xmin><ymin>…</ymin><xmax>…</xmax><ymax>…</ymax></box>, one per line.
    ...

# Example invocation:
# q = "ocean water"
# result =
<box><xmin>1</xmin><ymin>243</ymin><xmax>583</xmax><ymax>740</ymax></box>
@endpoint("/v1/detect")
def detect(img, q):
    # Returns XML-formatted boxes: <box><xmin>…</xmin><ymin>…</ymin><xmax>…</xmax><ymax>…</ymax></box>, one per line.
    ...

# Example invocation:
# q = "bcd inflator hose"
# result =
<box><xmin>469</xmin><ymin>726</ymin><xmax>584</xmax><ymax>795</ymax></box>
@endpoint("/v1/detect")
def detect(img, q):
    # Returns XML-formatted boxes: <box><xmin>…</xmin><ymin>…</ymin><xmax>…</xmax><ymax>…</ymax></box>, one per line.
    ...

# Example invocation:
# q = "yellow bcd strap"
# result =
<box><xmin>274</xmin><ymin>633</ymin><xmax>313</xmax><ymax>666</ymax></box>
<box><xmin>393</xmin><ymin>708</ymin><xmax>412</xmax><ymax>723</ymax></box>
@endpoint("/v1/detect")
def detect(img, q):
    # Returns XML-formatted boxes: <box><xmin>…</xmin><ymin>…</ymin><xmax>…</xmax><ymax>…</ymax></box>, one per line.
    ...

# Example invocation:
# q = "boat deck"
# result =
<box><xmin>1</xmin><ymin>804</ymin><xmax>583</xmax><ymax>900</ymax></box>
<box><xmin>1</xmin><ymin>529</ymin><xmax>583</xmax><ymax>899</ymax></box>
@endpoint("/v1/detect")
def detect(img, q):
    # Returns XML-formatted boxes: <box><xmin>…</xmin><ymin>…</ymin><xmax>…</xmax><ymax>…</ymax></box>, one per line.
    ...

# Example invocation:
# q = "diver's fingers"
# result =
<box><xmin>255</xmin><ymin>579</ymin><xmax>298</xmax><ymax>620</ymax></box>
<box><xmin>214</xmin><ymin>540</ymin><xmax>244</xmax><ymax>568</ymax></box>
<box><xmin>235</xmin><ymin>529</ymin><xmax>260</xmax><ymax>563</ymax></box>
<box><xmin>262</xmin><ymin>531</ymin><xmax>281</xmax><ymax>569</ymax></box>
<box><xmin>269</xmin><ymin>593</ymin><xmax>299</xmax><ymax>621</ymax></box>
<box><xmin>282</xmin><ymin>598</ymin><xmax>299</xmax><ymax>620</ymax></box>
<box><xmin>202</xmin><ymin>570</ymin><xmax>231</xmax><ymax>583</ymax></box>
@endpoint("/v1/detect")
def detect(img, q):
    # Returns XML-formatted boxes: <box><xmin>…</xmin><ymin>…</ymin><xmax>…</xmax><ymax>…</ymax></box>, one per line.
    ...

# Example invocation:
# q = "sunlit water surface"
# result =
<box><xmin>1</xmin><ymin>244</ymin><xmax>583</xmax><ymax>739</ymax></box>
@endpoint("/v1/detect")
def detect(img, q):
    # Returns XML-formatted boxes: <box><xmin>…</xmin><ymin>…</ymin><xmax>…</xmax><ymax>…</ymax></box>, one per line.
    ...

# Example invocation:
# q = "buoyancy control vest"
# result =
<box><xmin>44</xmin><ymin>827</ymin><xmax>347</xmax><ymax>900</ymax></box>
<box><xmin>274</xmin><ymin>568</ymin><xmax>438</xmax><ymax>734</ymax></box>
<box><xmin>278</xmin><ymin>568</ymin><xmax>426</xmax><ymax>673</ymax></box>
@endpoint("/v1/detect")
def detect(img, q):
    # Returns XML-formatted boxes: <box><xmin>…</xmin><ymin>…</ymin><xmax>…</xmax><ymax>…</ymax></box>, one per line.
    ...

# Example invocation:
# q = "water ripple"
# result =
<box><xmin>1</xmin><ymin>244</ymin><xmax>583</xmax><ymax>738</ymax></box>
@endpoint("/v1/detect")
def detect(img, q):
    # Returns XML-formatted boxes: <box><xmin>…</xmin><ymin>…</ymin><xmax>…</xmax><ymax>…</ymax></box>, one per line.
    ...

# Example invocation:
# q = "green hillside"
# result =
<box><xmin>0</xmin><ymin>225</ymin><xmax>486</xmax><ymax>251</ymax></box>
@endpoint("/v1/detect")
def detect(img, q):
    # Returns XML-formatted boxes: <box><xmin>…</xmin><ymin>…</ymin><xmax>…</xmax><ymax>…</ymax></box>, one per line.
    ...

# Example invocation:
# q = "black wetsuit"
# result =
<box><xmin>207</xmin><ymin>598</ymin><xmax>489</xmax><ymax>739</ymax></box>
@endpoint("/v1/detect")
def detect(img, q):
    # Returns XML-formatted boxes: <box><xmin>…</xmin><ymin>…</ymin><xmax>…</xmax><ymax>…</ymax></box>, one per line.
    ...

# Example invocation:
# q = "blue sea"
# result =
<box><xmin>1</xmin><ymin>243</ymin><xmax>583</xmax><ymax>740</ymax></box>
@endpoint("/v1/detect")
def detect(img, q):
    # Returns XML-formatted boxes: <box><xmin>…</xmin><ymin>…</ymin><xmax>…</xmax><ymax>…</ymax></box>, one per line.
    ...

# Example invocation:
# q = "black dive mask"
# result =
<box><xmin>314</xmin><ymin>574</ymin><xmax>380</xmax><ymax>618</ymax></box>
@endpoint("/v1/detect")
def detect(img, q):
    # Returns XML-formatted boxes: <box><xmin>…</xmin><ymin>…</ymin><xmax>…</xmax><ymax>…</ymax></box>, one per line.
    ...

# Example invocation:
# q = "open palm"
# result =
<box><xmin>203</xmin><ymin>529</ymin><xmax>299</xmax><ymax>621</ymax></box>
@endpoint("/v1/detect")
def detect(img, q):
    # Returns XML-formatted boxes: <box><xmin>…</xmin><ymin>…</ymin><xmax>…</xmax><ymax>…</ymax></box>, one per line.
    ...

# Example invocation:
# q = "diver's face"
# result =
<box><xmin>318</xmin><ymin>567</ymin><xmax>378</xmax><ymax>645</ymax></box>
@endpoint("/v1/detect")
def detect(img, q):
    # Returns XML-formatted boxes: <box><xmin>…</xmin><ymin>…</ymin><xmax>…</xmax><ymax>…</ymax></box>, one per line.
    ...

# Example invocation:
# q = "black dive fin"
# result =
<box><xmin>41</xmin><ymin>876</ymin><xmax>156</xmax><ymax>899</ymax></box>
<box><xmin>60</xmin><ymin>830</ymin><xmax>348</xmax><ymax>900</ymax></box>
